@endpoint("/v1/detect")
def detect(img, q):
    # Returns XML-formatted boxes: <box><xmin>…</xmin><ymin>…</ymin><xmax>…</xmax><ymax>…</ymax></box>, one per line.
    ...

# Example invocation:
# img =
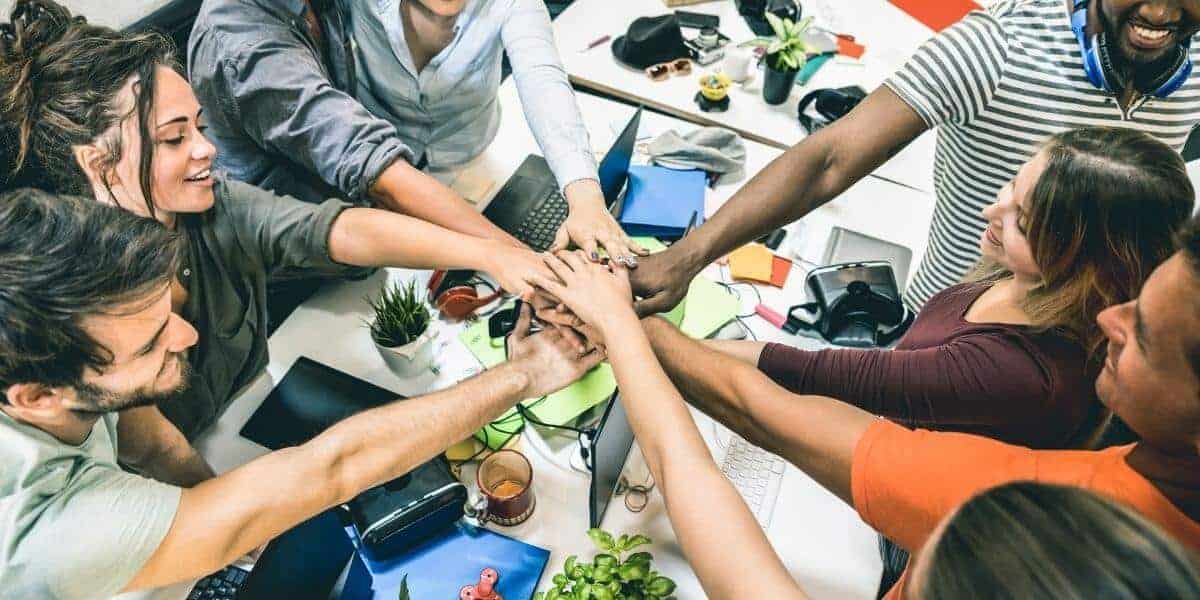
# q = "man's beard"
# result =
<box><xmin>71</xmin><ymin>355</ymin><xmax>192</xmax><ymax>416</ymax></box>
<box><xmin>1100</xmin><ymin>5</ymin><xmax>1186</xmax><ymax>76</ymax></box>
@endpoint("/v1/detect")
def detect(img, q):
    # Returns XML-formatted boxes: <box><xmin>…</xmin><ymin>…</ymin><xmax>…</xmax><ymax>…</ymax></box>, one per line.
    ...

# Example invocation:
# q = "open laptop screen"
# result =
<box><xmin>598</xmin><ymin>108</ymin><xmax>643</xmax><ymax>210</ymax></box>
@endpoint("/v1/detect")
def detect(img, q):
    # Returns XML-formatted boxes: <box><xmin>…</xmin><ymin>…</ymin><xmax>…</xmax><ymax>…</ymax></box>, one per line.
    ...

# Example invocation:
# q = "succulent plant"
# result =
<box><xmin>534</xmin><ymin>528</ymin><xmax>676</xmax><ymax>600</ymax></box>
<box><xmin>368</xmin><ymin>279</ymin><xmax>431</xmax><ymax>348</ymax></box>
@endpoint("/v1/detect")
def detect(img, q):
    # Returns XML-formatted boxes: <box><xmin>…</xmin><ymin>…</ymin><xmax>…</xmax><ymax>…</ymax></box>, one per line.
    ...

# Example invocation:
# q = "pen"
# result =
<box><xmin>683</xmin><ymin>210</ymin><xmax>700</xmax><ymax>237</ymax></box>
<box><xmin>583</xmin><ymin>34</ymin><xmax>611</xmax><ymax>52</ymax></box>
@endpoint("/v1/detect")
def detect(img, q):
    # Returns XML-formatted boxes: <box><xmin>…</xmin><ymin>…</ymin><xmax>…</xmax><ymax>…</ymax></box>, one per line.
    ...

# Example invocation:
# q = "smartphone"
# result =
<box><xmin>675</xmin><ymin>10</ymin><xmax>720</xmax><ymax>29</ymax></box>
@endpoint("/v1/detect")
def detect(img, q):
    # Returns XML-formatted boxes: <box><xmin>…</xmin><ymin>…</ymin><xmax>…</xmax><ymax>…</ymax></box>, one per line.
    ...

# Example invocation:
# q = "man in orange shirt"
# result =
<box><xmin>626</xmin><ymin>219</ymin><xmax>1200</xmax><ymax>594</ymax></box>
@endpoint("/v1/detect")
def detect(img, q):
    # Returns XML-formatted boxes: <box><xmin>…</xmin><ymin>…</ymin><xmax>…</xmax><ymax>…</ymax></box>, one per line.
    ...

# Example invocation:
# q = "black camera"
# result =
<box><xmin>787</xmin><ymin>261</ymin><xmax>914</xmax><ymax>347</ymax></box>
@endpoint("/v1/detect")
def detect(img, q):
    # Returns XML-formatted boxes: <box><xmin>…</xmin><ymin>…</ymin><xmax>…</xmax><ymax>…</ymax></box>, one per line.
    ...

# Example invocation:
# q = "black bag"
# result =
<box><xmin>785</xmin><ymin>262</ymin><xmax>914</xmax><ymax>347</ymax></box>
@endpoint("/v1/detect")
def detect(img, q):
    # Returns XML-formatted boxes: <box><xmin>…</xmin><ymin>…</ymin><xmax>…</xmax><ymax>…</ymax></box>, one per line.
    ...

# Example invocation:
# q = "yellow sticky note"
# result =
<box><xmin>728</xmin><ymin>243</ymin><xmax>774</xmax><ymax>283</ymax></box>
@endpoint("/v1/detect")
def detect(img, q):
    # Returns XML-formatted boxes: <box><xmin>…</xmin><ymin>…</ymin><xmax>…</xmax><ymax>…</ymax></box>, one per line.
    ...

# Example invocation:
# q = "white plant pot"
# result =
<box><xmin>374</xmin><ymin>327</ymin><xmax>437</xmax><ymax>376</ymax></box>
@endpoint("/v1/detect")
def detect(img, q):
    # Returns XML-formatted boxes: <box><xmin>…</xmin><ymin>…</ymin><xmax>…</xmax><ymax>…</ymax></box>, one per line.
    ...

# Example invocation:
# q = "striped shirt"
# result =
<box><xmin>887</xmin><ymin>0</ymin><xmax>1200</xmax><ymax>309</ymax></box>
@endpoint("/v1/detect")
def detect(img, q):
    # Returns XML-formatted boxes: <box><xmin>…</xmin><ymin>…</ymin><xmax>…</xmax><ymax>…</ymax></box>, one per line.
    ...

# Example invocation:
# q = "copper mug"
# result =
<box><xmin>470</xmin><ymin>449</ymin><xmax>536</xmax><ymax>526</ymax></box>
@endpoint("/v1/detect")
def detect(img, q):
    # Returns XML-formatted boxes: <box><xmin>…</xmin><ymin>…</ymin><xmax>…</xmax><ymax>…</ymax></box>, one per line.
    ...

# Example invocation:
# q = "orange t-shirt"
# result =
<box><xmin>851</xmin><ymin>420</ymin><xmax>1200</xmax><ymax>599</ymax></box>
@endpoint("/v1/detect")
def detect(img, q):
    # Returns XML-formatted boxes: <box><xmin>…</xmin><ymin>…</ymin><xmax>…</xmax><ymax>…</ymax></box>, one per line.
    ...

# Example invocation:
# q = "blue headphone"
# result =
<box><xmin>1070</xmin><ymin>0</ymin><xmax>1192</xmax><ymax>98</ymax></box>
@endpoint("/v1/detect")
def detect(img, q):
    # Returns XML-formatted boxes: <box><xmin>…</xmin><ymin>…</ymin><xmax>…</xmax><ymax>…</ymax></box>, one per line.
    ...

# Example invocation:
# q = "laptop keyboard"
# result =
<box><xmin>514</xmin><ymin>190</ymin><xmax>570</xmax><ymax>251</ymax></box>
<box><xmin>187</xmin><ymin>565</ymin><xmax>249</xmax><ymax>600</ymax></box>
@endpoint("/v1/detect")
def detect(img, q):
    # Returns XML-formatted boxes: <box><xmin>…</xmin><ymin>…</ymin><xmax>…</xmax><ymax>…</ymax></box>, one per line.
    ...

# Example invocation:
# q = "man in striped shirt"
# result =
<box><xmin>631</xmin><ymin>0</ymin><xmax>1200</xmax><ymax>313</ymax></box>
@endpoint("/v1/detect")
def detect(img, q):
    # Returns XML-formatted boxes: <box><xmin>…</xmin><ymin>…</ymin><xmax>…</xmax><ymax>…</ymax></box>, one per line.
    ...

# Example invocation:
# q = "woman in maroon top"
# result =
<box><xmin>715</xmin><ymin>127</ymin><xmax>1194</xmax><ymax>450</ymax></box>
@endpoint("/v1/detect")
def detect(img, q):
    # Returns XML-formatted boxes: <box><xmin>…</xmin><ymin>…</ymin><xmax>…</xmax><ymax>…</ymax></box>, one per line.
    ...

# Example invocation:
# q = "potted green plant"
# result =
<box><xmin>368</xmin><ymin>279</ymin><xmax>435</xmax><ymax>376</ymax></box>
<box><xmin>534</xmin><ymin>528</ymin><xmax>677</xmax><ymax>600</ymax></box>
<box><xmin>743</xmin><ymin>13</ymin><xmax>813</xmax><ymax>105</ymax></box>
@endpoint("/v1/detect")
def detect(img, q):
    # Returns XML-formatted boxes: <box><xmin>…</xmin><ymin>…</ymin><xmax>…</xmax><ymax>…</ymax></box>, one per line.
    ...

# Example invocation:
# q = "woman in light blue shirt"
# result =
<box><xmin>192</xmin><ymin>0</ymin><xmax>646</xmax><ymax>264</ymax></box>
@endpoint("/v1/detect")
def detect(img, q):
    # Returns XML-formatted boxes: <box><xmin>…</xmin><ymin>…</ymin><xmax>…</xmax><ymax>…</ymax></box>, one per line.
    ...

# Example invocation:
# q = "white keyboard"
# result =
<box><xmin>719</xmin><ymin>435</ymin><xmax>786</xmax><ymax>529</ymax></box>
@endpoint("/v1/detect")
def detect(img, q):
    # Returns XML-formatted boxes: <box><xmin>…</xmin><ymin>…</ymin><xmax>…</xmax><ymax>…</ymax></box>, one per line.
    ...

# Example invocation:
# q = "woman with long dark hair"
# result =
<box><xmin>0</xmin><ymin>0</ymin><xmax>559</xmax><ymax>482</ymax></box>
<box><xmin>701</xmin><ymin>127</ymin><xmax>1194</xmax><ymax>451</ymax></box>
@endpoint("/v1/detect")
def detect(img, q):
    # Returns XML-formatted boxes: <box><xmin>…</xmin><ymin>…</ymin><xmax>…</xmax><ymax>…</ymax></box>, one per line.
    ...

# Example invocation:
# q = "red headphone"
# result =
<box><xmin>427</xmin><ymin>270</ymin><xmax>503</xmax><ymax>321</ymax></box>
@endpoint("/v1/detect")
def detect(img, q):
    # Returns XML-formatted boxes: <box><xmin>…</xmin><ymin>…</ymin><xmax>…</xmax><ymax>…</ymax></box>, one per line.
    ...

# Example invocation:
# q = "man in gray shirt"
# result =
<box><xmin>0</xmin><ymin>188</ymin><xmax>604</xmax><ymax>597</ymax></box>
<box><xmin>189</xmin><ymin>0</ymin><xmax>645</xmax><ymax>263</ymax></box>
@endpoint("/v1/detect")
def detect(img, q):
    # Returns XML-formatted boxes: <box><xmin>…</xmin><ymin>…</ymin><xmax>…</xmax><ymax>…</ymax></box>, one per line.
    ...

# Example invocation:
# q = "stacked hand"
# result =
<box><xmin>506</xmin><ymin>302</ymin><xmax>607</xmax><ymax>399</ymax></box>
<box><xmin>554</xmin><ymin>179</ymin><xmax>649</xmax><ymax>268</ymax></box>
<box><xmin>527</xmin><ymin>250</ymin><xmax>641</xmax><ymax>349</ymax></box>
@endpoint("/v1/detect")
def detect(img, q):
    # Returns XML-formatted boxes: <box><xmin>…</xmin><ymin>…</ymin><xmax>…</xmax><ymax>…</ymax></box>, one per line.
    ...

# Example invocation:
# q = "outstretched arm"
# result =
<box><xmin>641</xmin><ymin>318</ymin><xmax>877</xmax><ymax>505</ymax></box>
<box><xmin>122</xmin><ymin>307</ymin><xmax>603</xmax><ymax>591</ymax></box>
<box><xmin>531</xmin><ymin>252</ymin><xmax>807</xmax><ymax>599</ymax></box>
<box><xmin>631</xmin><ymin>88</ymin><xmax>927</xmax><ymax>314</ymax></box>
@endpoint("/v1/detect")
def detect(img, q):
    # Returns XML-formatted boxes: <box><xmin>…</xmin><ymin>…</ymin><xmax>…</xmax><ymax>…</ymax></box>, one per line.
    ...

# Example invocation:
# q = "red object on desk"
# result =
<box><xmin>770</xmin><ymin>255</ymin><xmax>792</xmax><ymax>288</ymax></box>
<box><xmin>836</xmin><ymin>35</ymin><xmax>866</xmax><ymax>59</ymax></box>
<box><xmin>889</xmin><ymin>0</ymin><xmax>981</xmax><ymax>32</ymax></box>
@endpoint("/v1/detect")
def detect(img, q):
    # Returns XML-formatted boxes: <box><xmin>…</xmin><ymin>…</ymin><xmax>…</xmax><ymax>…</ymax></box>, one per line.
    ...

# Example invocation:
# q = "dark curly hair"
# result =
<box><xmin>0</xmin><ymin>0</ymin><xmax>177</xmax><ymax>216</ymax></box>
<box><xmin>0</xmin><ymin>188</ymin><xmax>182</xmax><ymax>399</ymax></box>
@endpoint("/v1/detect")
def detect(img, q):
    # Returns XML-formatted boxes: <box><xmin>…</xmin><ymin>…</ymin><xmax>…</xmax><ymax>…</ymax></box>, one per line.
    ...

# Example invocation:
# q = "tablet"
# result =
<box><xmin>240</xmin><ymin>357</ymin><xmax>403</xmax><ymax>450</ymax></box>
<box><xmin>588</xmin><ymin>393</ymin><xmax>635</xmax><ymax>529</ymax></box>
<box><xmin>822</xmin><ymin>226</ymin><xmax>914</xmax><ymax>293</ymax></box>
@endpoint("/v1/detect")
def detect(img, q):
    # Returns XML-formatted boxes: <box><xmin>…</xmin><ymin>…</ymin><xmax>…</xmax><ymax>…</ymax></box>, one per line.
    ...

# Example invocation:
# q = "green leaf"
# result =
<box><xmin>534</xmin><ymin>593</ymin><xmax>545</xmax><ymax>600</ymax></box>
<box><xmin>592</xmin><ymin>587</ymin><xmax>614</xmax><ymax>600</ymax></box>
<box><xmin>625</xmin><ymin>535</ymin><xmax>652</xmax><ymax>551</ymax></box>
<box><xmin>587</xmin><ymin>528</ymin><xmax>616</xmax><ymax>552</ymax></box>
<box><xmin>625</xmin><ymin>551</ymin><xmax>653</xmax><ymax>565</ymax></box>
<box><xmin>397</xmin><ymin>574</ymin><xmax>411</xmax><ymax>600</ymax></box>
<box><xmin>592</xmin><ymin>565</ymin><xmax>614</xmax><ymax>583</ymax></box>
<box><xmin>646</xmin><ymin>577</ymin><xmax>677</xmax><ymax>596</ymax></box>
<box><xmin>618</xmin><ymin>561</ymin><xmax>649</xmax><ymax>582</ymax></box>
<box><xmin>616</xmin><ymin>534</ymin><xmax>630</xmax><ymax>552</ymax></box>
<box><xmin>593</xmin><ymin>553</ymin><xmax>618</xmax><ymax>568</ymax></box>
<box><xmin>765</xmin><ymin>11</ymin><xmax>788</xmax><ymax>39</ymax></box>
<box><xmin>554</xmin><ymin>574</ymin><xmax>569</xmax><ymax>587</ymax></box>
<box><xmin>545</xmin><ymin>589</ymin><xmax>561</xmax><ymax>600</ymax></box>
<box><xmin>565</xmin><ymin>555</ymin><xmax>578</xmax><ymax>575</ymax></box>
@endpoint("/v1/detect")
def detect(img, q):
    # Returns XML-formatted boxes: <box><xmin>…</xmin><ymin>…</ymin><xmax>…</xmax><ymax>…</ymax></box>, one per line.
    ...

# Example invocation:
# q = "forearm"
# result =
<box><xmin>643</xmin><ymin>318</ymin><xmax>772</xmax><ymax>447</ymax></box>
<box><xmin>643</xmin><ymin>318</ymin><xmax>873</xmax><ymax>504</ymax></box>
<box><xmin>667</xmin><ymin>88</ymin><xmax>924</xmax><ymax>271</ymax></box>
<box><xmin>603</xmin><ymin>318</ymin><xmax>804</xmax><ymax>599</ymax></box>
<box><xmin>369</xmin><ymin>159</ymin><xmax>520</xmax><ymax>245</ymax></box>
<box><xmin>703</xmin><ymin>339</ymin><xmax>768</xmax><ymax>366</ymax></box>
<box><xmin>117</xmin><ymin>406</ymin><xmax>215</xmax><ymax>487</ymax></box>
<box><xmin>329</xmin><ymin>207</ymin><xmax>506</xmax><ymax>272</ymax></box>
<box><xmin>130</xmin><ymin>363</ymin><xmax>531</xmax><ymax>590</ymax></box>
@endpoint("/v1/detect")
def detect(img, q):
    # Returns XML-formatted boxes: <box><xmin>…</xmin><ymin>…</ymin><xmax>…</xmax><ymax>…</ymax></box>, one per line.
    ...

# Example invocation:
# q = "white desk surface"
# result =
<box><xmin>553</xmin><ymin>0</ymin><xmax>941</xmax><ymax>192</ymax></box>
<box><xmin>131</xmin><ymin>81</ymin><xmax>934</xmax><ymax>600</ymax></box>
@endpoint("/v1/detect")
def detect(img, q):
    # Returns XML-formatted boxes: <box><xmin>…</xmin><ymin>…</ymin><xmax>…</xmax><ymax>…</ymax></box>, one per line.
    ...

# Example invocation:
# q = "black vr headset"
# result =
<box><xmin>798</xmin><ymin>85</ymin><xmax>867</xmax><ymax>134</ymax></box>
<box><xmin>784</xmin><ymin>261</ymin><xmax>914</xmax><ymax>348</ymax></box>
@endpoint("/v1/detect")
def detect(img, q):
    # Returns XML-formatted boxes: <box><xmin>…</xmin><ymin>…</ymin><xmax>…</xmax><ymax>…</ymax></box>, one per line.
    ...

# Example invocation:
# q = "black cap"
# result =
<box><xmin>611</xmin><ymin>15</ymin><xmax>693</xmax><ymax>70</ymax></box>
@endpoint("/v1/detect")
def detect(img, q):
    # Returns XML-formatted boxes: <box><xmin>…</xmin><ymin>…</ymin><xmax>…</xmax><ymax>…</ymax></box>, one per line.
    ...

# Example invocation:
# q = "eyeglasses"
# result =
<box><xmin>645</xmin><ymin>58</ymin><xmax>692</xmax><ymax>81</ymax></box>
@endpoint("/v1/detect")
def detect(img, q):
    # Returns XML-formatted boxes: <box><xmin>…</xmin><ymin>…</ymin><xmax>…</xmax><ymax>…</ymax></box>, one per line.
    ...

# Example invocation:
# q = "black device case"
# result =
<box><xmin>346</xmin><ymin>456</ymin><xmax>468</xmax><ymax>561</ymax></box>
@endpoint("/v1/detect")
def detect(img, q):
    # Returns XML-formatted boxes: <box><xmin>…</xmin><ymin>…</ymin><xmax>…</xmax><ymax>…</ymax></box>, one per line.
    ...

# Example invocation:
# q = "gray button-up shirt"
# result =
<box><xmin>189</xmin><ymin>0</ymin><xmax>597</xmax><ymax>205</ymax></box>
<box><xmin>161</xmin><ymin>177</ymin><xmax>371</xmax><ymax>438</ymax></box>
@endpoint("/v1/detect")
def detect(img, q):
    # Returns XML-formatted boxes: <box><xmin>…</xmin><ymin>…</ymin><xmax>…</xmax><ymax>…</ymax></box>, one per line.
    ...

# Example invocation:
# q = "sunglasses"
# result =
<box><xmin>645</xmin><ymin>58</ymin><xmax>692</xmax><ymax>81</ymax></box>
<box><xmin>427</xmin><ymin>270</ymin><xmax>503</xmax><ymax>321</ymax></box>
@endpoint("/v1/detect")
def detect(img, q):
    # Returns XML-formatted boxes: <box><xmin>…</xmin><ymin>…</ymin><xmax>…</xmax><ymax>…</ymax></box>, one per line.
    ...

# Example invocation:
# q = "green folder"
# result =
<box><xmin>461</xmin><ymin>237</ymin><xmax>740</xmax><ymax>448</ymax></box>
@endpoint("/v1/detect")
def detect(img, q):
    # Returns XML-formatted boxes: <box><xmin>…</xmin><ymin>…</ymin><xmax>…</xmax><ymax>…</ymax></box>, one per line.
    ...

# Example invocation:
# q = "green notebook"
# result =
<box><xmin>460</xmin><ymin>238</ymin><xmax>740</xmax><ymax>448</ymax></box>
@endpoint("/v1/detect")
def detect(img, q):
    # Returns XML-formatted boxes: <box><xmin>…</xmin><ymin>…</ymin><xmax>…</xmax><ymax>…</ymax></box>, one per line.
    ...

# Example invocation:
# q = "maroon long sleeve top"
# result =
<box><xmin>757</xmin><ymin>284</ymin><xmax>1101</xmax><ymax>449</ymax></box>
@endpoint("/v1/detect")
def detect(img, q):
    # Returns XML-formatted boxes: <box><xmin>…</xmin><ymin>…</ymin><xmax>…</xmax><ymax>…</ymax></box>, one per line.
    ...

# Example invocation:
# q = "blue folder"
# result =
<box><xmin>618</xmin><ymin>166</ymin><xmax>706</xmax><ymax>239</ymax></box>
<box><xmin>340</xmin><ymin>521</ymin><xmax>551</xmax><ymax>600</ymax></box>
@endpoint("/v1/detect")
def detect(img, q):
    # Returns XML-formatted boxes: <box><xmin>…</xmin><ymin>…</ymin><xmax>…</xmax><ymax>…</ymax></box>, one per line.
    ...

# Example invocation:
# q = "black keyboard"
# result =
<box><xmin>187</xmin><ymin>565</ymin><xmax>249</xmax><ymax>600</ymax></box>
<box><xmin>513</xmin><ymin>190</ymin><xmax>570</xmax><ymax>251</ymax></box>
